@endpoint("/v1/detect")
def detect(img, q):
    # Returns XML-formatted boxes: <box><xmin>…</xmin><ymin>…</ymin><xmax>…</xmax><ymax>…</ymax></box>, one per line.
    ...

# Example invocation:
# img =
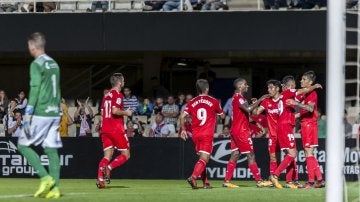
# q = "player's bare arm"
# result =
<box><xmin>112</xmin><ymin>107</ymin><xmax>132</xmax><ymax>117</ymax></box>
<box><xmin>239</xmin><ymin>94</ymin><xmax>269</xmax><ymax>113</ymax></box>
<box><xmin>286</xmin><ymin>99</ymin><xmax>315</xmax><ymax>112</ymax></box>
<box><xmin>297</xmin><ymin>83</ymin><xmax>322</xmax><ymax>95</ymax></box>
<box><xmin>85</xmin><ymin>97</ymin><xmax>94</xmax><ymax>118</ymax></box>
<box><xmin>179</xmin><ymin>112</ymin><xmax>188</xmax><ymax>141</ymax></box>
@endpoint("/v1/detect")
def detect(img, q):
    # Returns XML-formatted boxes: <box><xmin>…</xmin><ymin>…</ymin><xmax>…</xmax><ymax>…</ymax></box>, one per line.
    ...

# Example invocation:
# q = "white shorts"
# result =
<box><xmin>18</xmin><ymin>116</ymin><xmax>62</xmax><ymax>148</ymax></box>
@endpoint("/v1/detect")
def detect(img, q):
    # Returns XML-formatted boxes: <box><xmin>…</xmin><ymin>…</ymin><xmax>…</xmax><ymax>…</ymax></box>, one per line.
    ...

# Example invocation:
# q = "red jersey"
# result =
<box><xmin>231</xmin><ymin>93</ymin><xmax>250</xmax><ymax>135</ymax></box>
<box><xmin>260</xmin><ymin>97</ymin><xmax>280</xmax><ymax>138</ymax></box>
<box><xmin>278</xmin><ymin>89</ymin><xmax>298</xmax><ymax>126</ymax></box>
<box><xmin>299</xmin><ymin>91</ymin><xmax>318</xmax><ymax>124</ymax></box>
<box><xmin>184</xmin><ymin>95</ymin><xmax>223</xmax><ymax>136</ymax></box>
<box><xmin>101</xmin><ymin>89</ymin><xmax>125</xmax><ymax>134</ymax></box>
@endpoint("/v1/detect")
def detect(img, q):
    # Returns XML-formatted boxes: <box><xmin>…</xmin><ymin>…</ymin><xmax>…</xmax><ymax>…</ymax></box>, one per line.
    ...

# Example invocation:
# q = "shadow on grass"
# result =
<box><xmin>106</xmin><ymin>185</ymin><xmax>130</xmax><ymax>189</ymax></box>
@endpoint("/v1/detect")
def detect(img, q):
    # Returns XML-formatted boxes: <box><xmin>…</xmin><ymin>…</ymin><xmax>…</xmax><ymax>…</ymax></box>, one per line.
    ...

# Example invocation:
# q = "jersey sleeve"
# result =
<box><xmin>27</xmin><ymin>62</ymin><xmax>42</xmax><ymax>107</ymax></box>
<box><xmin>183</xmin><ymin>102</ymin><xmax>191</xmax><ymax>115</ymax></box>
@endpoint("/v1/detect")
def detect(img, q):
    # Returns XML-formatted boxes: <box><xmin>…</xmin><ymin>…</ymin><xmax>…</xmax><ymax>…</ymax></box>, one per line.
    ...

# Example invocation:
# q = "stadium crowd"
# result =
<box><xmin>0</xmin><ymin>0</ymin><xmax>358</xmax><ymax>13</ymax></box>
<box><xmin>0</xmin><ymin>86</ymin><xmax>358</xmax><ymax>139</ymax></box>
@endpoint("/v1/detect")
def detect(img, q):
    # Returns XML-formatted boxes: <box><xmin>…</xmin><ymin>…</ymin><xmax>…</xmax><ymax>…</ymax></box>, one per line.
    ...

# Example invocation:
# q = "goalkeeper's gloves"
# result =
<box><xmin>23</xmin><ymin>106</ymin><xmax>34</xmax><ymax>138</ymax></box>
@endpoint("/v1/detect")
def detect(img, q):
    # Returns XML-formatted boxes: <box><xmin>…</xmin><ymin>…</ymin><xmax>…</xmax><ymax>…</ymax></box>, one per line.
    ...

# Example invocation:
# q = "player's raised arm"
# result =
<box><xmin>297</xmin><ymin>83</ymin><xmax>322</xmax><ymax>95</ymax></box>
<box><xmin>239</xmin><ymin>94</ymin><xmax>269</xmax><ymax>113</ymax></box>
<box><xmin>286</xmin><ymin>99</ymin><xmax>315</xmax><ymax>113</ymax></box>
<box><xmin>179</xmin><ymin>111</ymin><xmax>188</xmax><ymax>141</ymax></box>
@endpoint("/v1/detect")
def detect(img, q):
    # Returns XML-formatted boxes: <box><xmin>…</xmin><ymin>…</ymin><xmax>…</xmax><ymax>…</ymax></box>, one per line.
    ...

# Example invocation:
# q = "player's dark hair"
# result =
<box><xmin>233</xmin><ymin>77</ymin><xmax>246</xmax><ymax>89</ymax></box>
<box><xmin>282</xmin><ymin>75</ymin><xmax>295</xmax><ymax>87</ymax></box>
<box><xmin>266</xmin><ymin>79</ymin><xmax>281</xmax><ymax>89</ymax></box>
<box><xmin>110</xmin><ymin>73</ymin><xmax>124</xmax><ymax>87</ymax></box>
<box><xmin>28</xmin><ymin>32</ymin><xmax>46</xmax><ymax>50</ymax></box>
<box><xmin>303</xmin><ymin>71</ymin><xmax>316</xmax><ymax>82</ymax></box>
<box><xmin>196</xmin><ymin>79</ymin><xmax>209</xmax><ymax>94</ymax></box>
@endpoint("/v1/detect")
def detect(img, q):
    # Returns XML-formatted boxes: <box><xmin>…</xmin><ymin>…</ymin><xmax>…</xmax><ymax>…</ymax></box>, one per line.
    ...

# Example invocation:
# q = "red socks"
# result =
<box><xmin>313</xmin><ymin>157</ymin><xmax>323</xmax><ymax>181</ymax></box>
<box><xmin>108</xmin><ymin>154</ymin><xmax>127</xmax><ymax>170</ymax></box>
<box><xmin>306</xmin><ymin>156</ymin><xmax>323</xmax><ymax>182</ymax></box>
<box><xmin>293</xmin><ymin>160</ymin><xmax>299</xmax><ymax>181</ymax></box>
<box><xmin>97</xmin><ymin>158</ymin><xmax>109</xmax><ymax>180</ymax></box>
<box><xmin>269</xmin><ymin>161</ymin><xmax>277</xmax><ymax>176</ymax></box>
<box><xmin>306</xmin><ymin>156</ymin><xmax>316</xmax><ymax>183</ymax></box>
<box><xmin>201</xmin><ymin>169</ymin><xmax>209</xmax><ymax>184</ymax></box>
<box><xmin>249</xmin><ymin>163</ymin><xmax>262</xmax><ymax>181</ymax></box>
<box><xmin>274</xmin><ymin>155</ymin><xmax>295</xmax><ymax>177</ymax></box>
<box><xmin>285</xmin><ymin>162</ymin><xmax>294</xmax><ymax>182</ymax></box>
<box><xmin>224</xmin><ymin>161</ymin><xmax>237</xmax><ymax>181</ymax></box>
<box><xmin>191</xmin><ymin>159</ymin><xmax>206</xmax><ymax>179</ymax></box>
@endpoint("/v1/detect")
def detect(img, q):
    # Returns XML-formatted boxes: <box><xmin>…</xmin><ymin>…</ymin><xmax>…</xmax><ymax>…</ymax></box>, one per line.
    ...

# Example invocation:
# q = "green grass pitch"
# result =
<box><xmin>0</xmin><ymin>179</ymin><xmax>358</xmax><ymax>202</ymax></box>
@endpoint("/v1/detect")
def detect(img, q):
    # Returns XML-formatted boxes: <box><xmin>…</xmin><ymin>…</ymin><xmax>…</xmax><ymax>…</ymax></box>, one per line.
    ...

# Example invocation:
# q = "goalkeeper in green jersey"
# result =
<box><xmin>17</xmin><ymin>32</ymin><xmax>62</xmax><ymax>199</ymax></box>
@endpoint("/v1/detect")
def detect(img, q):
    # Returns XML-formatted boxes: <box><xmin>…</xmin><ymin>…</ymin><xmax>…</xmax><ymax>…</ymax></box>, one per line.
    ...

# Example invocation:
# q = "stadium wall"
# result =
<box><xmin>0</xmin><ymin>138</ymin><xmax>358</xmax><ymax>181</ymax></box>
<box><xmin>0</xmin><ymin>11</ymin><xmax>329</xmax><ymax>52</ymax></box>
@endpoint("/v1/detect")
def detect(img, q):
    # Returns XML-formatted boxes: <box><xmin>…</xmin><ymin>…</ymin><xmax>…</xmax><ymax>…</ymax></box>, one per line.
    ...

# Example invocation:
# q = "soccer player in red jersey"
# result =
<box><xmin>286</xmin><ymin>71</ymin><xmax>325</xmax><ymax>188</ymax></box>
<box><xmin>222</xmin><ymin>78</ymin><xmax>272</xmax><ymax>188</ymax></box>
<box><xmin>270</xmin><ymin>75</ymin><xmax>322</xmax><ymax>189</ymax></box>
<box><xmin>96</xmin><ymin>73</ymin><xmax>133</xmax><ymax>188</ymax></box>
<box><xmin>179</xmin><ymin>79</ymin><xmax>224</xmax><ymax>189</ymax></box>
<box><xmin>254</xmin><ymin>80</ymin><xmax>281</xmax><ymax>178</ymax></box>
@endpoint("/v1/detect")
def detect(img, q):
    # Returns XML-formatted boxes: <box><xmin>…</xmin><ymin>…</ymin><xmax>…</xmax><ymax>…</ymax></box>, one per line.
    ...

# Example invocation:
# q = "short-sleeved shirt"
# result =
<box><xmin>249</xmin><ymin>114</ymin><xmax>268</xmax><ymax>136</ymax></box>
<box><xmin>278</xmin><ymin>89</ymin><xmax>298</xmax><ymax>126</ymax></box>
<box><xmin>101</xmin><ymin>89</ymin><xmax>125</xmax><ymax>134</ymax></box>
<box><xmin>184</xmin><ymin>95</ymin><xmax>223</xmax><ymax>137</ymax></box>
<box><xmin>259</xmin><ymin>97</ymin><xmax>280</xmax><ymax>138</ymax></box>
<box><xmin>161</xmin><ymin>104</ymin><xmax>179</xmax><ymax>125</ymax></box>
<box><xmin>7</xmin><ymin>115</ymin><xmax>22</xmax><ymax>137</ymax></box>
<box><xmin>299</xmin><ymin>91</ymin><xmax>318</xmax><ymax>124</ymax></box>
<box><xmin>231</xmin><ymin>93</ymin><xmax>249</xmax><ymax>135</ymax></box>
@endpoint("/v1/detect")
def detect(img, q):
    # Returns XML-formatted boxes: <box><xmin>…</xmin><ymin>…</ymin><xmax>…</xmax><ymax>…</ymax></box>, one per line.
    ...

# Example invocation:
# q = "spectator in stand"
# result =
<box><xmin>0</xmin><ymin>90</ymin><xmax>9</xmax><ymax>124</ymax></box>
<box><xmin>7</xmin><ymin>109</ymin><xmax>22</xmax><ymax>137</ymax></box>
<box><xmin>0</xmin><ymin>2</ymin><xmax>18</xmax><ymax>12</ymax></box>
<box><xmin>90</xmin><ymin>1</ymin><xmax>108</xmax><ymax>12</ymax></box>
<box><xmin>15</xmin><ymin>90</ymin><xmax>28</xmax><ymax>115</ymax></box>
<box><xmin>149</xmin><ymin>113</ymin><xmax>172</xmax><ymax>137</ymax></box>
<box><xmin>4</xmin><ymin>99</ymin><xmax>17</xmax><ymax>137</ymax></box>
<box><xmin>201</xmin><ymin>0</ymin><xmax>226</xmax><ymax>10</ymax></box>
<box><xmin>218</xmin><ymin>125</ymin><xmax>231</xmax><ymax>138</ymax></box>
<box><xmin>249</xmin><ymin>110</ymin><xmax>268</xmax><ymax>138</ymax></box>
<box><xmin>153</xmin><ymin>97</ymin><xmax>164</xmax><ymax>115</ymax></box>
<box><xmin>163</xmin><ymin>0</ymin><xmax>181</xmax><ymax>11</ymax></box>
<box><xmin>26</xmin><ymin>2</ymin><xmax>56</xmax><ymax>12</ymax></box>
<box><xmin>126</xmin><ymin>119</ymin><xmax>144</xmax><ymax>138</ymax></box>
<box><xmin>161</xmin><ymin>95</ymin><xmax>179</xmax><ymax>127</ymax></box>
<box><xmin>137</xmin><ymin>97</ymin><xmax>153</xmax><ymax>118</ymax></box>
<box><xmin>347</xmin><ymin>0</ymin><xmax>358</xmax><ymax>8</ymax></box>
<box><xmin>180</xmin><ymin>94</ymin><xmax>194</xmax><ymax>113</ymax></box>
<box><xmin>151</xmin><ymin>77</ymin><xmax>169</xmax><ymax>100</ymax></box>
<box><xmin>123</xmin><ymin>87</ymin><xmax>139</xmax><ymax>115</ymax></box>
<box><xmin>223</xmin><ymin>96</ymin><xmax>232</xmax><ymax>119</ymax></box>
<box><xmin>74</xmin><ymin>98</ymin><xmax>94</xmax><ymax>137</ymax></box>
<box><xmin>317</xmin><ymin>108</ymin><xmax>326</xmax><ymax>138</ymax></box>
<box><xmin>143</xmin><ymin>0</ymin><xmax>165</xmax><ymax>11</ymax></box>
<box><xmin>176</xmin><ymin>92</ymin><xmax>186</xmax><ymax>112</ymax></box>
<box><xmin>59</xmin><ymin>98</ymin><xmax>73</xmax><ymax>137</ymax></box>
<box><xmin>344</xmin><ymin>109</ymin><xmax>353</xmax><ymax>139</ymax></box>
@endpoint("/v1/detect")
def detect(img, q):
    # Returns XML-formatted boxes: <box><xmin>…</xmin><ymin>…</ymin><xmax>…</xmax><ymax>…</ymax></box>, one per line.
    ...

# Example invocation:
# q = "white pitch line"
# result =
<box><xmin>0</xmin><ymin>192</ymin><xmax>87</xmax><ymax>199</ymax></box>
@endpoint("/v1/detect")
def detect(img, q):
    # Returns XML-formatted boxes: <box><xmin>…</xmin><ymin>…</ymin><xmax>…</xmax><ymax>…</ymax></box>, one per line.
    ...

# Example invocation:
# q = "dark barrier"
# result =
<box><xmin>0</xmin><ymin>137</ymin><xmax>358</xmax><ymax>181</ymax></box>
<box><xmin>0</xmin><ymin>11</ymin><xmax>330</xmax><ymax>52</ymax></box>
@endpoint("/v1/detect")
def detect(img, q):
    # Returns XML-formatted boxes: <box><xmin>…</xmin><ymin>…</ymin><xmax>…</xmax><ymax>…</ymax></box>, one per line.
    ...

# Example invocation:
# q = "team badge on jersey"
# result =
<box><xmin>116</xmin><ymin>98</ymin><xmax>122</xmax><ymax>105</ymax></box>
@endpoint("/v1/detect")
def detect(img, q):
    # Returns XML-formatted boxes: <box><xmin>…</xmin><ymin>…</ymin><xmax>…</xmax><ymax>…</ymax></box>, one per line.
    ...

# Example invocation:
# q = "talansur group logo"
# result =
<box><xmin>0</xmin><ymin>140</ymin><xmax>17</xmax><ymax>153</ymax></box>
<box><xmin>210</xmin><ymin>140</ymin><xmax>247</xmax><ymax>164</ymax></box>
